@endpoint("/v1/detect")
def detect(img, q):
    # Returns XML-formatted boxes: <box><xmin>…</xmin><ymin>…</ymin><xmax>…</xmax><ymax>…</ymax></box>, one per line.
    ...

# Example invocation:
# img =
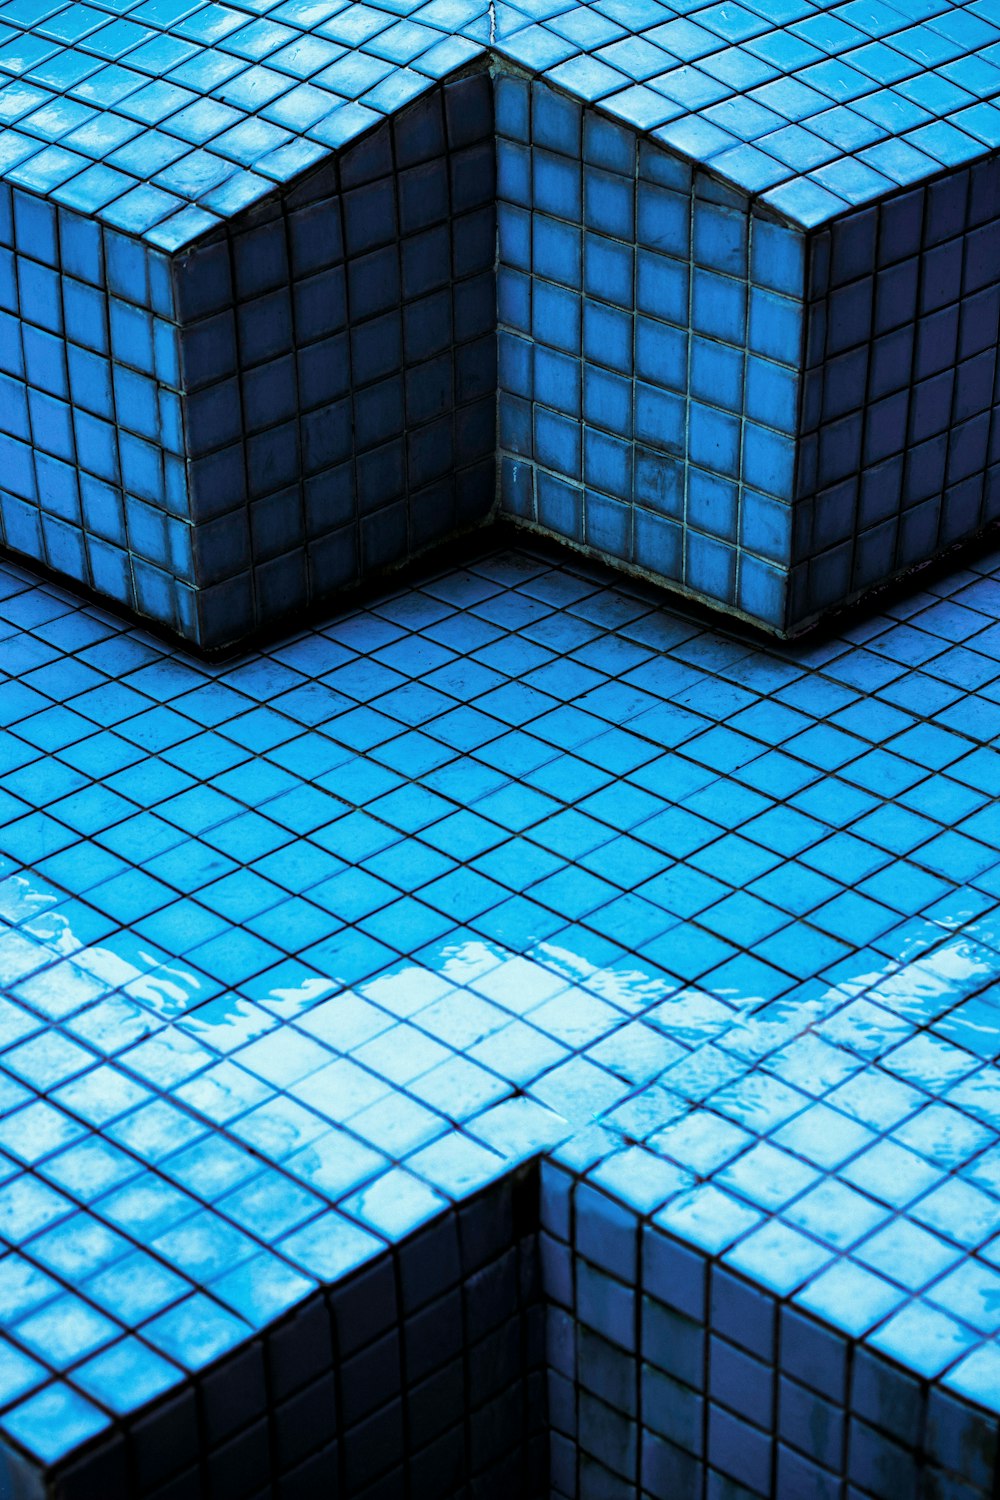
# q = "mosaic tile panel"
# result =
<box><xmin>2</xmin><ymin>540</ymin><xmax>1000</xmax><ymax>1492</ymax></box>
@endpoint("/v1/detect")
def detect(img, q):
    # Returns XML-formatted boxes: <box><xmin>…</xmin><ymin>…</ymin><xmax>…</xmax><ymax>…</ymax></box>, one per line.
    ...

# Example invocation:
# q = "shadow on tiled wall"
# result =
<box><xmin>19</xmin><ymin>1149</ymin><xmax>998</xmax><ymax>1500</ymax></box>
<box><xmin>4</xmin><ymin>63</ymin><xmax>1000</xmax><ymax>648</ymax></box>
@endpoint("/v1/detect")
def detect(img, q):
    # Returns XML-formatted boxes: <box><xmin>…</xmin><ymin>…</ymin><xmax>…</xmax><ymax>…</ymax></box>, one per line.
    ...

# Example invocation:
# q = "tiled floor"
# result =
<box><xmin>3</xmin><ymin>534</ymin><xmax>1000</xmax><ymax>1490</ymax></box>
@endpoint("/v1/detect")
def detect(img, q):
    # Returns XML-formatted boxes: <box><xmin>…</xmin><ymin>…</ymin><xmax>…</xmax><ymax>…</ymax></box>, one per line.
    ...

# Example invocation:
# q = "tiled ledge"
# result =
<box><xmin>9</xmin><ymin>1156</ymin><xmax>999</xmax><ymax>1500</ymax></box>
<box><xmin>0</xmin><ymin>59</ymin><xmax>998</xmax><ymax>645</ymax></box>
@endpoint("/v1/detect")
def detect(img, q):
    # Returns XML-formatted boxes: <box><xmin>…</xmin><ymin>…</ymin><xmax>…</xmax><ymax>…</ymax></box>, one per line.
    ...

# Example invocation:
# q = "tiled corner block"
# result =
<box><xmin>497</xmin><ymin>75</ymin><xmax>1000</xmax><ymax>636</ymax></box>
<box><xmin>496</xmin><ymin>74</ymin><xmax>807</xmax><ymax>635</ymax></box>
<box><xmin>793</xmin><ymin>155</ymin><xmax>1000</xmax><ymax>632</ymax></box>
<box><xmin>0</xmin><ymin>70</ymin><xmax>496</xmax><ymax>651</ymax></box>
<box><xmin>4</xmin><ymin>60</ymin><xmax>1000</xmax><ymax>644</ymax></box>
<box><xmin>540</xmin><ymin>1164</ymin><xmax>1000</xmax><ymax>1500</ymax></box>
<box><xmin>5</xmin><ymin>1156</ymin><xmax>1000</xmax><ymax>1500</ymax></box>
<box><xmin>0</xmin><ymin>1171</ymin><xmax>547</xmax><ymax>1500</ymax></box>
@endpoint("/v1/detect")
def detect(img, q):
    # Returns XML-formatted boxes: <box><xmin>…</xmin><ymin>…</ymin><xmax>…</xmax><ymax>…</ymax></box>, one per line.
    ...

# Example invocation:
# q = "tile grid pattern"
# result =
<box><xmin>0</xmin><ymin>71</ymin><xmax>497</xmax><ymax>649</ymax></box>
<box><xmin>2</xmin><ymin>541</ymin><xmax>1000</xmax><ymax>1489</ymax></box>
<box><xmin>6</xmin><ymin>59</ymin><xmax>1000</xmax><ymax>645</ymax></box>
<box><xmin>169</xmin><ymin>66</ymin><xmax>497</xmax><ymax>646</ymax></box>
<box><xmin>496</xmin><ymin>73</ymin><xmax>804</xmax><ymax>630</ymax></box>
<box><xmin>491</xmin><ymin>0</ymin><xmax>1000</xmax><ymax>225</ymax></box>
<box><xmin>494</xmin><ymin>78</ymin><xmax>1000</xmax><ymax>638</ymax></box>
<box><xmin>544</xmin><ymin>1164</ymin><xmax>1000</xmax><ymax>1498</ymax></box>
<box><xmin>0</xmin><ymin>0</ymin><xmax>998</xmax><ymax>647</ymax></box>
<box><xmin>30</xmin><ymin>1172</ymin><xmax>548</xmax><ymax>1500</ymax></box>
<box><xmin>0</xmin><ymin>187</ymin><xmax>190</xmax><ymax>635</ymax></box>
<box><xmin>0</xmin><ymin>0</ymin><xmax>487</xmax><ymax>249</ymax></box>
<box><xmin>792</xmin><ymin>150</ymin><xmax>1000</xmax><ymax>625</ymax></box>
<box><xmin>0</xmin><ymin>0</ymin><xmax>997</xmax><ymax>228</ymax></box>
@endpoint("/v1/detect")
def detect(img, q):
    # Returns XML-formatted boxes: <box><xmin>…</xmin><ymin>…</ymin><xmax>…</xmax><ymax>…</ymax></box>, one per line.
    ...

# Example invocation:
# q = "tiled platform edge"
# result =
<box><xmin>2</xmin><ymin>1171</ymin><xmax>548</xmax><ymax>1500</ymax></box>
<box><xmin>496</xmin><ymin>77</ymin><xmax>1000</xmax><ymax>636</ymax></box>
<box><xmin>5</xmin><ymin>1156</ymin><xmax>1000</xmax><ymax>1500</ymax></box>
<box><xmin>0</xmin><ymin>27</ymin><xmax>999</xmax><ymax>643</ymax></box>
<box><xmin>6</xmin><ymin>537</ymin><xmax>1000</xmax><ymax>1496</ymax></box>
<box><xmin>541</xmin><ymin>1162</ymin><xmax>1000</xmax><ymax>1500</ymax></box>
<box><xmin>0</xmin><ymin>69</ymin><xmax>498</xmax><ymax>650</ymax></box>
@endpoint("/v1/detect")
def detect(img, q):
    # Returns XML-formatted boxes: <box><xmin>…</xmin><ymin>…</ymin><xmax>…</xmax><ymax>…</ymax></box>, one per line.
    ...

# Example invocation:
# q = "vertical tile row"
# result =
<box><xmin>791</xmin><ymin>152</ymin><xmax>1000</xmax><ymax>626</ymax></box>
<box><xmin>495</xmin><ymin>72</ymin><xmax>806</xmax><ymax>633</ymax></box>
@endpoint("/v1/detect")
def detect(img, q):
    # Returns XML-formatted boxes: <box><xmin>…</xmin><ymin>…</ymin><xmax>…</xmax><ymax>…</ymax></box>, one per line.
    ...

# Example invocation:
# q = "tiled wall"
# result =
<box><xmin>17</xmin><ymin>1154</ymin><xmax>999</xmax><ymax>1500</ymax></box>
<box><xmin>495</xmin><ymin>75</ymin><xmax>1000</xmax><ymax>638</ymax></box>
<box><xmin>17</xmin><ymin>1172</ymin><xmax>546</xmax><ymax>1500</ymax></box>
<box><xmin>4</xmin><ymin>66</ymin><xmax>1000</xmax><ymax>646</ymax></box>
<box><xmin>792</xmin><ymin>152</ymin><xmax>1000</xmax><ymax>627</ymax></box>
<box><xmin>173</xmin><ymin>68</ymin><xmax>496</xmax><ymax>650</ymax></box>
<box><xmin>0</xmin><ymin>70</ymin><xmax>497</xmax><ymax>652</ymax></box>
<box><xmin>0</xmin><ymin>187</ymin><xmax>190</xmax><ymax>635</ymax></box>
<box><xmin>495</xmin><ymin>73</ymin><xmax>806</xmax><ymax>635</ymax></box>
<box><xmin>541</xmin><ymin>1163</ymin><xmax>1000</xmax><ymax>1500</ymax></box>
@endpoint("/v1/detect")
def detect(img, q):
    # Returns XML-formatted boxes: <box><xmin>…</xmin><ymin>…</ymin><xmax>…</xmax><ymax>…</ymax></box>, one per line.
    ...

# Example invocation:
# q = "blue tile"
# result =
<box><xmin>1</xmin><ymin>0</ymin><xmax>1000</xmax><ymax>1461</ymax></box>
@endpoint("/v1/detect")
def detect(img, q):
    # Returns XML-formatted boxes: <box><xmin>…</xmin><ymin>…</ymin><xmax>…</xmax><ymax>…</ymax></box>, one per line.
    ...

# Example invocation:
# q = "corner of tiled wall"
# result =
<box><xmin>536</xmin><ymin>1146</ymin><xmax>1000</xmax><ymax>1499</ymax></box>
<box><xmin>5</xmin><ymin>52</ymin><xmax>1000</xmax><ymax>645</ymax></box>
<box><xmin>0</xmin><ymin>187</ymin><xmax>191</xmax><ymax>641</ymax></box>
<box><xmin>494</xmin><ymin>68</ymin><xmax>811</xmax><ymax>637</ymax></box>
<box><xmin>791</xmin><ymin>152</ymin><xmax>1000</xmax><ymax>632</ymax></box>
<box><xmin>0</xmin><ymin>65</ymin><xmax>501</xmax><ymax>654</ymax></box>
<box><xmin>169</xmin><ymin>69</ymin><xmax>499</xmax><ymax>651</ymax></box>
